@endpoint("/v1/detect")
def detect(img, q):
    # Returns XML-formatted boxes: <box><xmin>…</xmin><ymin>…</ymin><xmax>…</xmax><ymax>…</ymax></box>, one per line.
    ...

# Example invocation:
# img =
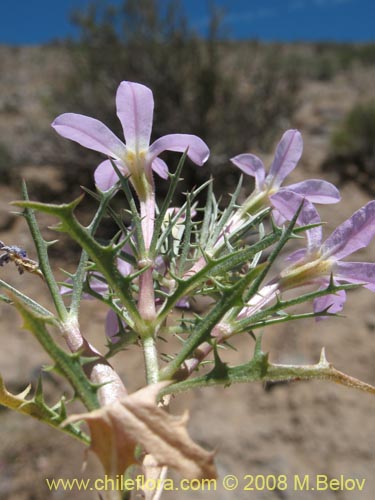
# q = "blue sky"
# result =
<box><xmin>0</xmin><ymin>0</ymin><xmax>374</xmax><ymax>44</ymax></box>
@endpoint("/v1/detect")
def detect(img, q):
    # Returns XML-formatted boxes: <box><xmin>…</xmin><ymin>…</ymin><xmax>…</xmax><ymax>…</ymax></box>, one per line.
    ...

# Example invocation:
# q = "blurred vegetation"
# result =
<box><xmin>0</xmin><ymin>143</ymin><xmax>14</xmax><ymax>182</ymax></box>
<box><xmin>302</xmin><ymin>43</ymin><xmax>375</xmax><ymax>81</ymax></box>
<box><xmin>50</xmin><ymin>0</ymin><xmax>301</xmax><ymax>197</ymax></box>
<box><xmin>323</xmin><ymin>101</ymin><xmax>375</xmax><ymax>195</ymax></box>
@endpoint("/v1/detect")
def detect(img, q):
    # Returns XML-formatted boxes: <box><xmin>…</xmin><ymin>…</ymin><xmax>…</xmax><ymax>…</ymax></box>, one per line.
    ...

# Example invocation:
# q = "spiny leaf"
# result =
<box><xmin>160</xmin><ymin>264</ymin><xmax>267</xmax><ymax>380</ymax></box>
<box><xmin>150</xmin><ymin>151</ymin><xmax>188</xmax><ymax>255</ymax></box>
<box><xmin>178</xmin><ymin>196</ymin><xmax>193</xmax><ymax>276</ymax></box>
<box><xmin>11</xmin><ymin>294</ymin><xmax>99</xmax><ymax>411</ymax></box>
<box><xmin>0</xmin><ymin>280</ymin><xmax>55</xmax><ymax>319</ymax></box>
<box><xmin>208</xmin><ymin>175</ymin><xmax>243</xmax><ymax>251</ymax></box>
<box><xmin>234</xmin><ymin>281</ymin><xmax>360</xmax><ymax>334</ymax></box>
<box><xmin>161</xmin><ymin>345</ymin><xmax>375</xmax><ymax>397</ymax></box>
<box><xmin>14</xmin><ymin>193</ymin><xmax>141</xmax><ymax>329</ymax></box>
<box><xmin>0</xmin><ymin>373</ymin><xmax>89</xmax><ymax>444</ymax></box>
<box><xmin>110</xmin><ymin>160</ymin><xmax>145</xmax><ymax>256</ymax></box>
<box><xmin>11</xmin><ymin>182</ymin><xmax>68</xmax><ymax>321</ymax></box>
<box><xmin>157</xmin><ymin>231</ymin><xmax>283</xmax><ymax>324</ymax></box>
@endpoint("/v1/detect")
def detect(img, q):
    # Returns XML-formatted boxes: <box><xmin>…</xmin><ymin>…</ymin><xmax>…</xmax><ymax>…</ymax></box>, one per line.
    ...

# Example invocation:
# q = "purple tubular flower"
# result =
<box><xmin>281</xmin><ymin>201</ymin><xmax>375</xmax><ymax>316</ymax></box>
<box><xmin>231</xmin><ymin>130</ymin><xmax>340</xmax><ymax>222</ymax></box>
<box><xmin>52</xmin><ymin>81</ymin><xmax>210</xmax><ymax>192</ymax></box>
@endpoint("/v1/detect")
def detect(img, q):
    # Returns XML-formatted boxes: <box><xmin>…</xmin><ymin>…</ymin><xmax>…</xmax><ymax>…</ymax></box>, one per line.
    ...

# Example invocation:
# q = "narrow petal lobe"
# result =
<box><xmin>334</xmin><ymin>261</ymin><xmax>375</xmax><ymax>291</ymax></box>
<box><xmin>152</xmin><ymin>157</ymin><xmax>169</xmax><ymax>179</ymax></box>
<box><xmin>270</xmin><ymin>190</ymin><xmax>322</xmax><ymax>253</ymax></box>
<box><xmin>52</xmin><ymin>113</ymin><xmax>126</xmax><ymax>159</ymax></box>
<box><xmin>116</xmin><ymin>81</ymin><xmax>154</xmax><ymax>152</ymax></box>
<box><xmin>149</xmin><ymin>134</ymin><xmax>210</xmax><ymax>166</ymax></box>
<box><xmin>94</xmin><ymin>159</ymin><xmax>127</xmax><ymax>191</ymax></box>
<box><xmin>313</xmin><ymin>288</ymin><xmax>347</xmax><ymax>318</ymax></box>
<box><xmin>322</xmin><ymin>201</ymin><xmax>375</xmax><ymax>260</ymax></box>
<box><xmin>286</xmin><ymin>179</ymin><xmax>341</xmax><ymax>204</ymax></box>
<box><xmin>230</xmin><ymin>154</ymin><xmax>266</xmax><ymax>189</ymax></box>
<box><xmin>267</xmin><ymin>130</ymin><xmax>303</xmax><ymax>188</ymax></box>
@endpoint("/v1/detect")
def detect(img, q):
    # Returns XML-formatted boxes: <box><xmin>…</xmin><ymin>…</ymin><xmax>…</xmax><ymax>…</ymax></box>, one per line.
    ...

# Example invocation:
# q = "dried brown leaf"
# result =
<box><xmin>64</xmin><ymin>382</ymin><xmax>216</xmax><ymax>480</ymax></box>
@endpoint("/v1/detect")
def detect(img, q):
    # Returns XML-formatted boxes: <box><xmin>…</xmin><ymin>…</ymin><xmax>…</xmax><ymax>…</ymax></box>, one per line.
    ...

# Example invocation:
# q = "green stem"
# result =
<box><xmin>159</xmin><ymin>349</ymin><xmax>375</xmax><ymax>397</ymax></box>
<box><xmin>137</xmin><ymin>178</ymin><xmax>160</xmax><ymax>384</ymax></box>
<box><xmin>21</xmin><ymin>181</ymin><xmax>68</xmax><ymax>321</ymax></box>
<box><xmin>13</xmin><ymin>297</ymin><xmax>99</xmax><ymax>411</ymax></box>
<box><xmin>142</xmin><ymin>335</ymin><xmax>159</xmax><ymax>384</ymax></box>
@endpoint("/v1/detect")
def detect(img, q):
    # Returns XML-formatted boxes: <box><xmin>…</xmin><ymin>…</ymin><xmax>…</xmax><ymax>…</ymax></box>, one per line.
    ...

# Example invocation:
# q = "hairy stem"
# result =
<box><xmin>62</xmin><ymin>316</ymin><xmax>127</xmax><ymax>405</ymax></box>
<box><xmin>143</xmin><ymin>335</ymin><xmax>159</xmax><ymax>384</ymax></box>
<box><xmin>138</xmin><ymin>180</ymin><xmax>159</xmax><ymax>383</ymax></box>
<box><xmin>138</xmin><ymin>188</ymin><xmax>157</xmax><ymax>322</ymax></box>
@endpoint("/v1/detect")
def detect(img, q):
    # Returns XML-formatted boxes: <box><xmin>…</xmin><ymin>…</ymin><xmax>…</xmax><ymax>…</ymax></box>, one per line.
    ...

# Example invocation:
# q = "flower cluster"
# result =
<box><xmin>52</xmin><ymin>81</ymin><xmax>375</xmax><ymax>328</ymax></box>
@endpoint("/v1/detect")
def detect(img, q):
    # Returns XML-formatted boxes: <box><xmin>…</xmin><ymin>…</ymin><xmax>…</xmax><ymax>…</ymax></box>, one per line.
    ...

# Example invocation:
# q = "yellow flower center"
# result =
<box><xmin>124</xmin><ymin>149</ymin><xmax>147</xmax><ymax>176</ymax></box>
<box><xmin>280</xmin><ymin>254</ymin><xmax>334</xmax><ymax>290</ymax></box>
<box><xmin>121</xmin><ymin>149</ymin><xmax>152</xmax><ymax>201</ymax></box>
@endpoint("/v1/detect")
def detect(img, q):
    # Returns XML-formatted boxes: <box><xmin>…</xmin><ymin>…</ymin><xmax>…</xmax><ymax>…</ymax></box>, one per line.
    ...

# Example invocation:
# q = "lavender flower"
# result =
<box><xmin>231</xmin><ymin>129</ymin><xmax>340</xmax><ymax>224</ymax></box>
<box><xmin>52</xmin><ymin>81</ymin><xmax>209</xmax><ymax>197</ymax></box>
<box><xmin>280</xmin><ymin>201</ymin><xmax>375</xmax><ymax>315</ymax></box>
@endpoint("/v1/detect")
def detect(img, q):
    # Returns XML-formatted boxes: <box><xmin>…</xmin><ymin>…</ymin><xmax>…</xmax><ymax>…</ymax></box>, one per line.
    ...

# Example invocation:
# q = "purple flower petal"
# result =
<box><xmin>334</xmin><ymin>261</ymin><xmax>375</xmax><ymax>292</ymax></box>
<box><xmin>61</xmin><ymin>274</ymin><xmax>109</xmax><ymax>299</ymax></box>
<box><xmin>88</xmin><ymin>274</ymin><xmax>109</xmax><ymax>296</ymax></box>
<box><xmin>230</xmin><ymin>154</ymin><xmax>266</xmax><ymax>189</ymax></box>
<box><xmin>313</xmin><ymin>287</ymin><xmax>347</xmax><ymax>319</ymax></box>
<box><xmin>271</xmin><ymin>209</ymin><xmax>287</xmax><ymax>226</ymax></box>
<box><xmin>176</xmin><ymin>297</ymin><xmax>191</xmax><ymax>309</ymax></box>
<box><xmin>285</xmin><ymin>248</ymin><xmax>307</xmax><ymax>263</ymax></box>
<box><xmin>105</xmin><ymin>310</ymin><xmax>121</xmax><ymax>343</ymax></box>
<box><xmin>60</xmin><ymin>279</ymin><xmax>73</xmax><ymax>296</ymax></box>
<box><xmin>116</xmin><ymin>81</ymin><xmax>154</xmax><ymax>152</ymax></box>
<box><xmin>154</xmin><ymin>255</ymin><xmax>167</xmax><ymax>276</ymax></box>
<box><xmin>266</xmin><ymin>129</ymin><xmax>303</xmax><ymax>188</ymax></box>
<box><xmin>117</xmin><ymin>258</ymin><xmax>133</xmax><ymax>276</ymax></box>
<box><xmin>94</xmin><ymin>159</ymin><xmax>127</xmax><ymax>191</ymax></box>
<box><xmin>149</xmin><ymin>134</ymin><xmax>210</xmax><ymax>166</ymax></box>
<box><xmin>286</xmin><ymin>179</ymin><xmax>341</xmax><ymax>204</ymax></box>
<box><xmin>52</xmin><ymin>113</ymin><xmax>126</xmax><ymax>159</ymax></box>
<box><xmin>321</xmin><ymin>201</ymin><xmax>375</xmax><ymax>260</ymax></box>
<box><xmin>270</xmin><ymin>190</ymin><xmax>322</xmax><ymax>252</ymax></box>
<box><xmin>152</xmin><ymin>157</ymin><xmax>169</xmax><ymax>179</ymax></box>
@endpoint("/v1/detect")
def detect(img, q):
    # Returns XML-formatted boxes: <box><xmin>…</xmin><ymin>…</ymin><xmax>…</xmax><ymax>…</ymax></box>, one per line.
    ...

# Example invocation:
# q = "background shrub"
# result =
<box><xmin>50</xmin><ymin>0</ymin><xmax>301</xmax><ymax>198</ymax></box>
<box><xmin>324</xmin><ymin>100</ymin><xmax>375</xmax><ymax>194</ymax></box>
